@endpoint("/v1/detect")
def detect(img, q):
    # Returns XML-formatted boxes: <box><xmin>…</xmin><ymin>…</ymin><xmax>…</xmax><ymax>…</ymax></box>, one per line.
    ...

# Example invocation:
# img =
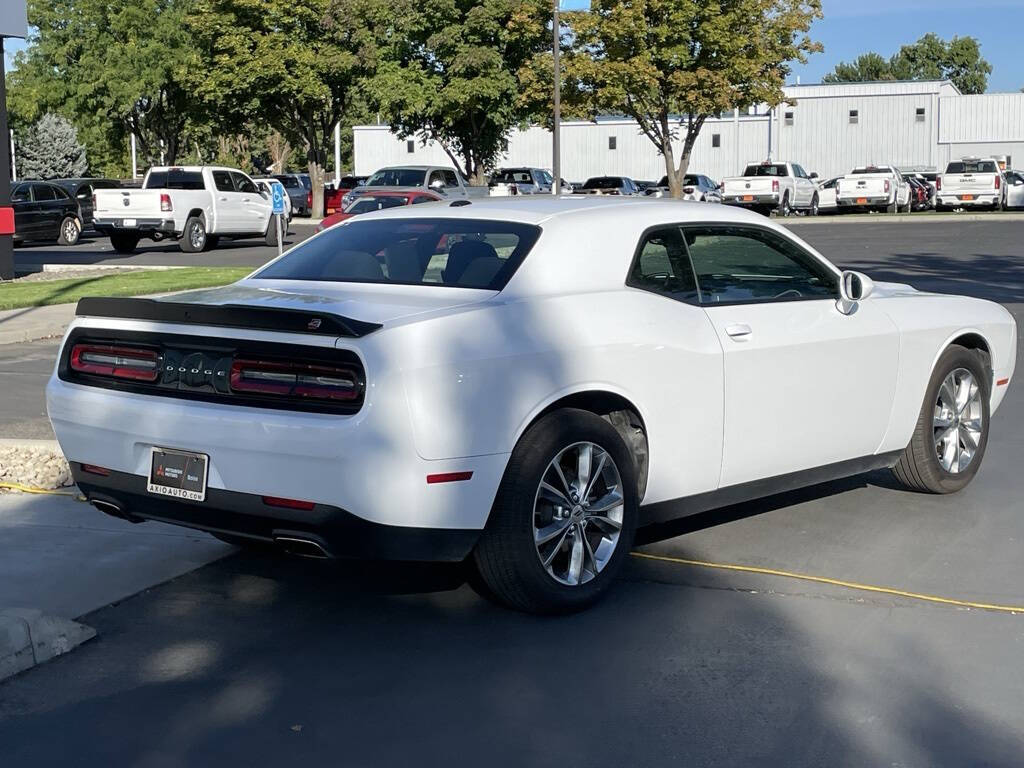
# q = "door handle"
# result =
<box><xmin>219</xmin><ymin>196</ymin><xmax>228</xmax><ymax>201</ymax></box>
<box><xmin>725</xmin><ymin>323</ymin><xmax>752</xmax><ymax>339</ymax></box>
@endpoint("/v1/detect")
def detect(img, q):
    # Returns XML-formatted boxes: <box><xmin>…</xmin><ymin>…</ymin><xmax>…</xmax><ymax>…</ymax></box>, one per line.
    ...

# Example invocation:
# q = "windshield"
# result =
<box><xmin>344</xmin><ymin>196</ymin><xmax>410</xmax><ymax>214</ymax></box>
<box><xmin>366</xmin><ymin>168</ymin><xmax>427</xmax><ymax>187</ymax></box>
<box><xmin>946</xmin><ymin>161</ymin><xmax>998</xmax><ymax>174</ymax></box>
<box><xmin>583</xmin><ymin>177</ymin><xmax>622</xmax><ymax>189</ymax></box>
<box><xmin>742</xmin><ymin>164</ymin><xmax>788</xmax><ymax>177</ymax></box>
<box><xmin>254</xmin><ymin>218</ymin><xmax>542</xmax><ymax>290</ymax></box>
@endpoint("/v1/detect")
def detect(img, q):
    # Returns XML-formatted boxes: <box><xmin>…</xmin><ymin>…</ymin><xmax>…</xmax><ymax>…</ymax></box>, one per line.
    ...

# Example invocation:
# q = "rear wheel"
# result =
<box><xmin>891</xmin><ymin>345</ymin><xmax>991</xmax><ymax>494</ymax></box>
<box><xmin>109</xmin><ymin>232</ymin><xmax>140</xmax><ymax>254</ymax></box>
<box><xmin>886</xmin><ymin>201</ymin><xmax>897</xmax><ymax>214</ymax></box>
<box><xmin>777</xmin><ymin>192</ymin><xmax>791</xmax><ymax>217</ymax></box>
<box><xmin>57</xmin><ymin>216</ymin><xmax>81</xmax><ymax>246</ymax></box>
<box><xmin>472</xmin><ymin>409</ymin><xmax>638</xmax><ymax>614</ymax></box>
<box><xmin>808</xmin><ymin>194</ymin><xmax>819</xmax><ymax>217</ymax></box>
<box><xmin>265</xmin><ymin>215</ymin><xmax>281</xmax><ymax>247</ymax></box>
<box><xmin>180</xmin><ymin>215</ymin><xmax>206</xmax><ymax>253</ymax></box>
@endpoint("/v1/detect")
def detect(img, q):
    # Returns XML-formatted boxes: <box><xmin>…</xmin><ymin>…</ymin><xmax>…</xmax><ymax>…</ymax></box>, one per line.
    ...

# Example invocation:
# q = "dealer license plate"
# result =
<box><xmin>742</xmin><ymin>195</ymin><xmax>754</xmax><ymax>202</ymax></box>
<box><xmin>122</xmin><ymin>218</ymin><xmax>137</xmax><ymax>227</ymax></box>
<box><xmin>148</xmin><ymin>448</ymin><xmax>209</xmax><ymax>502</ymax></box>
<box><xmin>961</xmin><ymin>195</ymin><xmax>974</xmax><ymax>201</ymax></box>
<box><xmin>856</xmin><ymin>198</ymin><xmax>867</xmax><ymax>204</ymax></box>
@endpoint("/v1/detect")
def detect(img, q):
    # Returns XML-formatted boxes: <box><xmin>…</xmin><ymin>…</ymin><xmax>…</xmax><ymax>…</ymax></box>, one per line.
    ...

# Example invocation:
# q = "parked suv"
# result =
<box><xmin>52</xmin><ymin>178</ymin><xmax>121</xmax><ymax>230</ymax></box>
<box><xmin>273</xmin><ymin>173</ymin><xmax>311</xmax><ymax>216</ymax></box>
<box><xmin>11</xmin><ymin>181</ymin><xmax>83</xmax><ymax>246</ymax></box>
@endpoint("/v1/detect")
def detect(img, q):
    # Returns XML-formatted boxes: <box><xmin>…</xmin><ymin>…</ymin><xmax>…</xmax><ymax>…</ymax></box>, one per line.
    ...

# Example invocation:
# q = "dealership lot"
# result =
<box><xmin>2</xmin><ymin>218</ymin><xmax>1024</xmax><ymax>765</ymax></box>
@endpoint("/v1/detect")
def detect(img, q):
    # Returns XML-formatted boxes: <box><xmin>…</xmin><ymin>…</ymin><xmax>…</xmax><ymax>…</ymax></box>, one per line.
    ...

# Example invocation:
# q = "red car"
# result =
<box><xmin>315</xmin><ymin>189</ymin><xmax>442</xmax><ymax>232</ymax></box>
<box><xmin>308</xmin><ymin>176</ymin><xmax>368</xmax><ymax>215</ymax></box>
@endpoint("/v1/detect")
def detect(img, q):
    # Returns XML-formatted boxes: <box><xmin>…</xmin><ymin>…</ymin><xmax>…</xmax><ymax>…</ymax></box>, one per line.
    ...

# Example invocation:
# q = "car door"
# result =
<box><xmin>209</xmin><ymin>170</ymin><xmax>243</xmax><ymax>232</ymax></box>
<box><xmin>10</xmin><ymin>183</ymin><xmax>37</xmax><ymax>238</ymax></box>
<box><xmin>230</xmin><ymin>171</ymin><xmax>271</xmax><ymax>233</ymax></box>
<box><xmin>30</xmin><ymin>184</ymin><xmax>64</xmax><ymax>238</ymax></box>
<box><xmin>792</xmin><ymin>165</ymin><xmax>812</xmax><ymax>207</ymax></box>
<box><xmin>685</xmin><ymin>224</ymin><xmax>900</xmax><ymax>488</ymax></box>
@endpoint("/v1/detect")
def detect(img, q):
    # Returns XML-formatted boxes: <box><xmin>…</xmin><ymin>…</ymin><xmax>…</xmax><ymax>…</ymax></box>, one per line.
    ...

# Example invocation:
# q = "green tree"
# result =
<box><xmin>825</xmin><ymin>34</ymin><xmax>991</xmax><ymax>95</ymax></box>
<box><xmin>187</xmin><ymin>0</ymin><xmax>376</xmax><ymax>217</ymax></box>
<box><xmin>356</xmin><ymin>0</ymin><xmax>551</xmax><ymax>184</ymax></box>
<box><xmin>19</xmin><ymin>113</ymin><xmax>90</xmax><ymax>179</ymax></box>
<box><xmin>565</xmin><ymin>0</ymin><xmax>822</xmax><ymax>198</ymax></box>
<box><xmin>8</xmin><ymin>0</ymin><xmax>200</xmax><ymax>175</ymax></box>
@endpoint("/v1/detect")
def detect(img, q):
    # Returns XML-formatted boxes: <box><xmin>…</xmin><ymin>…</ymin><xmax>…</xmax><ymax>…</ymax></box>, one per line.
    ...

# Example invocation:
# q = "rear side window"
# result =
<box><xmin>31</xmin><ymin>184</ymin><xmax>57</xmax><ymax>201</ymax></box>
<box><xmin>627</xmin><ymin>227</ymin><xmax>699</xmax><ymax>304</ymax></box>
<box><xmin>212</xmin><ymin>171</ymin><xmax>234</xmax><ymax>192</ymax></box>
<box><xmin>145</xmin><ymin>170</ymin><xmax>205</xmax><ymax>190</ymax></box>
<box><xmin>683</xmin><ymin>226</ymin><xmax>837</xmax><ymax>305</ymax></box>
<box><xmin>253</xmin><ymin>218</ymin><xmax>542</xmax><ymax>290</ymax></box>
<box><xmin>11</xmin><ymin>184</ymin><xmax>30</xmax><ymax>202</ymax></box>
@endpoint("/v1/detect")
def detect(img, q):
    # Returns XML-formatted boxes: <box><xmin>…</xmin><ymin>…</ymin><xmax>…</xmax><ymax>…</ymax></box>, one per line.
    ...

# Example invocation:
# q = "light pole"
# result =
<box><xmin>552</xmin><ymin>0</ymin><xmax>561</xmax><ymax>195</ymax></box>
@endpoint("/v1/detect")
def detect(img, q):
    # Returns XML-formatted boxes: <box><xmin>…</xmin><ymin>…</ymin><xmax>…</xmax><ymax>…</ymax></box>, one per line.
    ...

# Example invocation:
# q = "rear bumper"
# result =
<box><xmin>74</xmin><ymin>464</ymin><xmax>480</xmax><ymax>561</ymax></box>
<box><xmin>837</xmin><ymin>197</ymin><xmax>890</xmax><ymax>207</ymax></box>
<box><xmin>94</xmin><ymin>217</ymin><xmax>176</xmax><ymax>235</ymax></box>
<box><xmin>724</xmin><ymin>194</ymin><xmax>778</xmax><ymax>206</ymax></box>
<box><xmin>937</xmin><ymin>194</ymin><xmax>999</xmax><ymax>207</ymax></box>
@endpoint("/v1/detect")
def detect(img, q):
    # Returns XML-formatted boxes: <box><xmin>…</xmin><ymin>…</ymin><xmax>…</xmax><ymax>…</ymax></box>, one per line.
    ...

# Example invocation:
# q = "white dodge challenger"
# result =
<box><xmin>47</xmin><ymin>197</ymin><xmax>1016</xmax><ymax>613</ymax></box>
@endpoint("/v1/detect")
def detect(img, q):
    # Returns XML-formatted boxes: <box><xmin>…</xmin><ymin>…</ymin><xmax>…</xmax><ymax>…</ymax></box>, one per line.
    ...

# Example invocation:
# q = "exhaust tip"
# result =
<box><xmin>90</xmin><ymin>498</ymin><xmax>143</xmax><ymax>523</ymax></box>
<box><xmin>274</xmin><ymin>536</ymin><xmax>330</xmax><ymax>559</ymax></box>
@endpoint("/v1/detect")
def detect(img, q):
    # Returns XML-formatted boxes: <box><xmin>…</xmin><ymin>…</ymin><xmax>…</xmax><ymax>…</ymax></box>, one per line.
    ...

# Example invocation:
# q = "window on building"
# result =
<box><xmin>608</xmin><ymin>136</ymin><xmax>617</xmax><ymax>150</ymax></box>
<box><xmin>784</xmin><ymin>111</ymin><xmax>794</xmax><ymax>126</ymax></box>
<box><xmin>406</xmin><ymin>140</ymin><xmax>415</xmax><ymax>154</ymax></box>
<box><xmin>712</xmin><ymin>134</ymin><xmax>721</xmax><ymax>148</ymax></box>
<box><xmin>849</xmin><ymin>110</ymin><xmax>859</xmax><ymax>124</ymax></box>
<box><xmin>916</xmin><ymin>107</ymin><xmax>926</xmax><ymax>122</ymax></box>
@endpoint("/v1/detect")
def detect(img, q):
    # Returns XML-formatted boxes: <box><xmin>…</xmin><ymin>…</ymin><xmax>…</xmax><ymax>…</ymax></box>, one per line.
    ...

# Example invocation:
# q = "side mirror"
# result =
<box><xmin>810</xmin><ymin>172</ymin><xmax>819</xmax><ymax>179</ymax></box>
<box><xmin>837</xmin><ymin>270</ymin><xmax>874</xmax><ymax>315</ymax></box>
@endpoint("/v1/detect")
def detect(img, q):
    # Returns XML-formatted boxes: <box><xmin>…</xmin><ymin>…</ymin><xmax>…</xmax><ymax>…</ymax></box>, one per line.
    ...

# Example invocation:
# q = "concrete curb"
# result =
<box><xmin>0</xmin><ymin>438</ymin><xmax>62</xmax><ymax>451</ymax></box>
<box><xmin>37</xmin><ymin>264</ymin><xmax>190</xmax><ymax>273</ymax></box>
<box><xmin>0</xmin><ymin>608</ymin><xmax>96</xmax><ymax>682</ymax></box>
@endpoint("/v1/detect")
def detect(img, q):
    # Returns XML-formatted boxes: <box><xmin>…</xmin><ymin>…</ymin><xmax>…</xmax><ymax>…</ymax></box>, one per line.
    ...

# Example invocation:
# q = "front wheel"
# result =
<box><xmin>57</xmin><ymin>216</ymin><xmax>81</xmax><ymax>246</ymax></box>
<box><xmin>472</xmin><ymin>409</ymin><xmax>639</xmax><ymax>614</ymax></box>
<box><xmin>891</xmin><ymin>345</ymin><xmax>991</xmax><ymax>494</ymax></box>
<box><xmin>808</xmin><ymin>194</ymin><xmax>819</xmax><ymax>217</ymax></box>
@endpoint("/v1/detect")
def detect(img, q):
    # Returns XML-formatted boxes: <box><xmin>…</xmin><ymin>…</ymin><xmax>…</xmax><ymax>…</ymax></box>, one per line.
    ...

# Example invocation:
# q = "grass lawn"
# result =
<box><xmin>0</xmin><ymin>268</ymin><xmax>253</xmax><ymax>311</ymax></box>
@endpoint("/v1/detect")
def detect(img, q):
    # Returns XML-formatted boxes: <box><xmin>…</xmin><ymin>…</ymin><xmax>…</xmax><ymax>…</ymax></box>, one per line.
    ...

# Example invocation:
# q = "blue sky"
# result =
<box><xmin>562</xmin><ymin>0</ymin><xmax>1023</xmax><ymax>93</ymax></box>
<box><xmin>6</xmin><ymin>1</ymin><xmax>1023</xmax><ymax>92</ymax></box>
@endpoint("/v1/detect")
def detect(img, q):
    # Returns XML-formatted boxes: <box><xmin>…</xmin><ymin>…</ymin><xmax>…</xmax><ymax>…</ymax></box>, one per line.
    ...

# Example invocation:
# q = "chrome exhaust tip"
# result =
<box><xmin>91</xmin><ymin>499</ymin><xmax>123</xmax><ymax>515</ymax></box>
<box><xmin>274</xmin><ymin>536</ymin><xmax>330</xmax><ymax>559</ymax></box>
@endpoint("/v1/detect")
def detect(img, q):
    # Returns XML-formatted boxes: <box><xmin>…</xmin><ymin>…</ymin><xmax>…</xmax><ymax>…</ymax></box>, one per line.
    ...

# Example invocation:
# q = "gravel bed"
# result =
<box><xmin>0</xmin><ymin>445</ymin><xmax>74</xmax><ymax>491</ymax></box>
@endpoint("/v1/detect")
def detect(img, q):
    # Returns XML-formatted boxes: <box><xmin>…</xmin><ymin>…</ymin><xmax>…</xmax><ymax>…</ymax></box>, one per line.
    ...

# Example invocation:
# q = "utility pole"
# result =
<box><xmin>0</xmin><ymin>38</ymin><xmax>14</xmax><ymax>280</ymax></box>
<box><xmin>551</xmin><ymin>0</ymin><xmax>561</xmax><ymax>195</ymax></box>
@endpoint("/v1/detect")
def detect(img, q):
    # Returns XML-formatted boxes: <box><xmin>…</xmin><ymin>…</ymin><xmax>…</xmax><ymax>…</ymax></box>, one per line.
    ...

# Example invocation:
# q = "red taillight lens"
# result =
<box><xmin>262</xmin><ymin>496</ymin><xmax>315</xmax><ymax>510</ymax></box>
<box><xmin>307</xmin><ymin>191</ymin><xmax>313</xmax><ymax>207</ymax></box>
<box><xmin>884</xmin><ymin>180</ymin><xmax>891</xmax><ymax>193</ymax></box>
<box><xmin>229</xmin><ymin>360</ymin><xmax>361</xmax><ymax>401</ymax></box>
<box><xmin>936</xmin><ymin>176</ymin><xmax>942</xmax><ymax>191</ymax></box>
<box><xmin>510</xmin><ymin>183</ymin><xmax>518</xmax><ymax>195</ymax></box>
<box><xmin>772</xmin><ymin>179</ymin><xmax>779</xmax><ymax>193</ymax></box>
<box><xmin>81</xmin><ymin>464</ymin><xmax>111</xmax><ymax>476</ymax></box>
<box><xmin>995</xmin><ymin>174</ymin><xmax>1001</xmax><ymax>189</ymax></box>
<box><xmin>70</xmin><ymin>344</ymin><xmax>159</xmax><ymax>381</ymax></box>
<box><xmin>160</xmin><ymin>193</ymin><xmax>172</xmax><ymax>212</ymax></box>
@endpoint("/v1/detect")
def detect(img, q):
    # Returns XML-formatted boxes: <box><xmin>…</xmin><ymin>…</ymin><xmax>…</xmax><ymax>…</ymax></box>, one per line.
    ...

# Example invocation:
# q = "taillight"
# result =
<box><xmin>92</xmin><ymin>193</ymin><xmax>97</xmax><ymax>210</ymax></box>
<box><xmin>772</xmin><ymin>179</ymin><xmax>779</xmax><ymax>193</ymax></box>
<box><xmin>307</xmin><ymin>191</ymin><xmax>313</xmax><ymax>207</ymax></box>
<box><xmin>884</xmin><ymin>180</ymin><xmax>891</xmax><ymax>193</ymax></box>
<box><xmin>510</xmin><ymin>183</ymin><xmax>518</xmax><ymax>196</ymax></box>
<box><xmin>936</xmin><ymin>176</ymin><xmax>942</xmax><ymax>191</ymax></box>
<box><xmin>70</xmin><ymin>344</ymin><xmax>159</xmax><ymax>381</ymax></box>
<box><xmin>262</xmin><ymin>496</ymin><xmax>315</xmax><ymax>510</ymax></box>
<box><xmin>995</xmin><ymin>174</ymin><xmax>1001</xmax><ymax>189</ymax></box>
<box><xmin>160</xmin><ymin>193</ymin><xmax>172</xmax><ymax>212</ymax></box>
<box><xmin>229</xmin><ymin>360</ymin><xmax>361</xmax><ymax>401</ymax></box>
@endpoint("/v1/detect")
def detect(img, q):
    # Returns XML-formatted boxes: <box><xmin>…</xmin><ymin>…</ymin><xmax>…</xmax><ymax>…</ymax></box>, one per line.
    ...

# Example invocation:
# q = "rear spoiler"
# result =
<box><xmin>74</xmin><ymin>297</ymin><xmax>382</xmax><ymax>338</ymax></box>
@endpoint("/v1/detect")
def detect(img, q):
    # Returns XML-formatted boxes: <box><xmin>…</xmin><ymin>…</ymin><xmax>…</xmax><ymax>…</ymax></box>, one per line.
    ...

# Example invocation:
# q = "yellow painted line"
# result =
<box><xmin>630</xmin><ymin>551</ymin><xmax>1024</xmax><ymax>615</ymax></box>
<box><xmin>0</xmin><ymin>481</ymin><xmax>85</xmax><ymax>500</ymax></box>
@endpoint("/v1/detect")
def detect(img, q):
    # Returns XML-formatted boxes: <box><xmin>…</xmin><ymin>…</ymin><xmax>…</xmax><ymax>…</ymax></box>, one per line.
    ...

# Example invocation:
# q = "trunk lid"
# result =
<box><xmin>722</xmin><ymin>178</ymin><xmax>777</xmax><ymax>197</ymax></box>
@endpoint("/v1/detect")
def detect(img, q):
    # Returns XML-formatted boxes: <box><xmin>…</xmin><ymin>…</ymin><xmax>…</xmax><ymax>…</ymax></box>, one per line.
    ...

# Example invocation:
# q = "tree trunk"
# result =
<box><xmin>662</xmin><ymin>138</ymin><xmax>680</xmax><ymax>198</ymax></box>
<box><xmin>308</xmin><ymin>153</ymin><xmax>326</xmax><ymax>219</ymax></box>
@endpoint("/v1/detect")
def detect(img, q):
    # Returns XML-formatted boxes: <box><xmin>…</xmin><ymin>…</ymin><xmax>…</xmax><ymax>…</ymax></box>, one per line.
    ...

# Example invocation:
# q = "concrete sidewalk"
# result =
<box><xmin>0</xmin><ymin>303</ymin><xmax>77</xmax><ymax>346</ymax></box>
<box><xmin>0</xmin><ymin>491</ymin><xmax>231</xmax><ymax>680</ymax></box>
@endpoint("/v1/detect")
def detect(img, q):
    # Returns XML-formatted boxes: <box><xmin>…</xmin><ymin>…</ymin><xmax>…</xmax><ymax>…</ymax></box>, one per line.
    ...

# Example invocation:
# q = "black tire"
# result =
<box><xmin>180</xmin><ymin>215</ymin><xmax>206</xmax><ymax>253</ymax></box>
<box><xmin>777</xmin><ymin>192</ymin><xmax>791</xmax><ymax>217</ymax></box>
<box><xmin>756</xmin><ymin>205</ymin><xmax>772</xmax><ymax>218</ymax></box>
<box><xmin>808</xmin><ymin>193</ymin><xmax>819</xmax><ymax>217</ymax></box>
<box><xmin>886</xmin><ymin>201</ymin><xmax>897</xmax><ymax>213</ymax></box>
<box><xmin>57</xmin><ymin>216</ymin><xmax>81</xmax><ymax>246</ymax></box>
<box><xmin>472</xmin><ymin>408</ymin><xmax>639</xmax><ymax>614</ymax></box>
<box><xmin>891</xmin><ymin>345</ymin><xmax>991</xmax><ymax>494</ymax></box>
<box><xmin>109</xmin><ymin>232</ymin><xmax>140</xmax><ymax>254</ymax></box>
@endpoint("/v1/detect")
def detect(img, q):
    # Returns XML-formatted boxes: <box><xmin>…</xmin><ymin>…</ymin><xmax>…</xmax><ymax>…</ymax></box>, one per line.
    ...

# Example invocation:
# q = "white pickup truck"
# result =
<box><xmin>342</xmin><ymin>165</ymin><xmax>489</xmax><ymax>209</ymax></box>
<box><xmin>93</xmin><ymin>166</ymin><xmax>276</xmax><ymax>254</ymax></box>
<box><xmin>721</xmin><ymin>161</ymin><xmax>820</xmax><ymax>216</ymax></box>
<box><xmin>936</xmin><ymin>157</ymin><xmax>1005</xmax><ymax>211</ymax></box>
<box><xmin>836</xmin><ymin>166</ymin><xmax>912</xmax><ymax>213</ymax></box>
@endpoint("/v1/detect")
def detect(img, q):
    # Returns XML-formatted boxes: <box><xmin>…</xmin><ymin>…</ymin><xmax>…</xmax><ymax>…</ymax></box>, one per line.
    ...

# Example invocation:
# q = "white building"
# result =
<box><xmin>353</xmin><ymin>81</ymin><xmax>1024</xmax><ymax>182</ymax></box>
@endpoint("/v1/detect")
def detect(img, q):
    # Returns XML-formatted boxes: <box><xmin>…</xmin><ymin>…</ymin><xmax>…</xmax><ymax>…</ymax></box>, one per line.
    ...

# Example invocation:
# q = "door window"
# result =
<box><xmin>212</xmin><ymin>171</ymin><xmax>234</xmax><ymax>192</ymax></box>
<box><xmin>443</xmin><ymin>170</ymin><xmax>460</xmax><ymax>188</ymax></box>
<box><xmin>31</xmin><ymin>184</ymin><xmax>57</xmax><ymax>201</ymax></box>
<box><xmin>11</xmin><ymin>184</ymin><xmax>30</xmax><ymax>203</ymax></box>
<box><xmin>626</xmin><ymin>227</ymin><xmax>699</xmax><ymax>304</ymax></box>
<box><xmin>230</xmin><ymin>172</ymin><xmax>258</xmax><ymax>194</ymax></box>
<box><xmin>683</xmin><ymin>226</ymin><xmax>837</xmax><ymax>305</ymax></box>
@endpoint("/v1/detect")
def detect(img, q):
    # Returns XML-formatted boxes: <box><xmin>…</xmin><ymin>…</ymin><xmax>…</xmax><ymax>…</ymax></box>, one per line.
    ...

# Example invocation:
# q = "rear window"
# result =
<box><xmin>851</xmin><ymin>167</ymin><xmax>893</xmax><ymax>175</ymax></box>
<box><xmin>742</xmin><ymin>164</ymin><xmax>788</xmax><ymax>177</ymax></box>
<box><xmin>345</xmin><ymin>196</ymin><xmax>410</xmax><ymax>214</ymax></box>
<box><xmin>274</xmin><ymin>175</ymin><xmax>300</xmax><ymax>188</ymax></box>
<box><xmin>253</xmin><ymin>218</ymin><xmax>542</xmax><ymax>290</ymax></box>
<box><xmin>145</xmin><ymin>170</ymin><xmax>205</xmax><ymax>190</ymax></box>
<box><xmin>365</xmin><ymin>168</ymin><xmax>427</xmax><ymax>187</ymax></box>
<box><xmin>946</xmin><ymin>161</ymin><xmax>998</xmax><ymax>174</ymax></box>
<box><xmin>492</xmin><ymin>169</ymin><xmax>534</xmax><ymax>184</ymax></box>
<box><xmin>583</xmin><ymin>177</ymin><xmax>622</xmax><ymax>189</ymax></box>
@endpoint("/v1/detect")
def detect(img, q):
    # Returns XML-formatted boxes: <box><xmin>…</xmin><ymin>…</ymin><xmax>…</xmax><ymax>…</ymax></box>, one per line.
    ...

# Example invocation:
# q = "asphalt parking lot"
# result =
<box><xmin>1</xmin><ymin>218</ymin><xmax>1023</xmax><ymax>765</ymax></box>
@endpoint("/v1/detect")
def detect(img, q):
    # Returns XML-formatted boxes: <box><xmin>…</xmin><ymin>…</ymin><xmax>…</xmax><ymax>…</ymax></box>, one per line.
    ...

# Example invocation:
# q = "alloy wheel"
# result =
<box><xmin>64</xmin><ymin>219</ymin><xmax>80</xmax><ymax>243</ymax></box>
<box><xmin>933</xmin><ymin>367</ymin><xmax>984</xmax><ymax>474</ymax></box>
<box><xmin>189</xmin><ymin>222</ymin><xmax>205</xmax><ymax>250</ymax></box>
<box><xmin>532</xmin><ymin>442</ymin><xmax>625</xmax><ymax>586</ymax></box>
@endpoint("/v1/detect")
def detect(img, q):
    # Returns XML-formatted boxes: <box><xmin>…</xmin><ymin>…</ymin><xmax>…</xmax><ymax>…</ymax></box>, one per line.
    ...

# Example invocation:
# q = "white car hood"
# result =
<box><xmin>166</xmin><ymin>279</ymin><xmax>497</xmax><ymax>326</ymax></box>
<box><xmin>870</xmin><ymin>280</ymin><xmax>929</xmax><ymax>299</ymax></box>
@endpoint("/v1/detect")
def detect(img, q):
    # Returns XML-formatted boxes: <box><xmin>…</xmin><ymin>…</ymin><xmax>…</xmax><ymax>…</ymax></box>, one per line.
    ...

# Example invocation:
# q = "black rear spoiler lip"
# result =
<box><xmin>74</xmin><ymin>297</ymin><xmax>383</xmax><ymax>339</ymax></box>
